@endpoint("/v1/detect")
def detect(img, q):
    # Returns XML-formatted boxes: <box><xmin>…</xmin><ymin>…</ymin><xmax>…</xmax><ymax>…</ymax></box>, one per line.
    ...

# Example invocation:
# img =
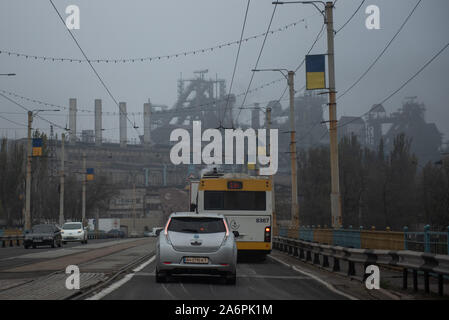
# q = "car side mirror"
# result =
<box><xmin>232</xmin><ymin>231</ymin><xmax>239</xmax><ymax>238</ymax></box>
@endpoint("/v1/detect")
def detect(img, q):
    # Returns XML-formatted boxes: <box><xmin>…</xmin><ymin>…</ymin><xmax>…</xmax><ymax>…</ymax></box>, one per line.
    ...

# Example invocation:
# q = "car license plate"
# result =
<box><xmin>184</xmin><ymin>257</ymin><xmax>209</xmax><ymax>264</ymax></box>
<box><xmin>34</xmin><ymin>239</ymin><xmax>42</xmax><ymax>242</ymax></box>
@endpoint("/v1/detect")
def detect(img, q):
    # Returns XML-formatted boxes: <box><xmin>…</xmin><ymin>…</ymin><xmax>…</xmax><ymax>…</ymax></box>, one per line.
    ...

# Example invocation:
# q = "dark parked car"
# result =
<box><xmin>107</xmin><ymin>229</ymin><xmax>125</xmax><ymax>238</ymax></box>
<box><xmin>24</xmin><ymin>224</ymin><xmax>62</xmax><ymax>249</ymax></box>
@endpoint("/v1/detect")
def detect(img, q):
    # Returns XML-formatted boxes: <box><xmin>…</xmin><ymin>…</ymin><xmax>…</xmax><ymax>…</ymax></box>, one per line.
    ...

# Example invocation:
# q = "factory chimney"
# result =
<box><xmin>95</xmin><ymin>99</ymin><xmax>102</xmax><ymax>146</ymax></box>
<box><xmin>69</xmin><ymin>98</ymin><xmax>77</xmax><ymax>144</ymax></box>
<box><xmin>144</xmin><ymin>99</ymin><xmax>151</xmax><ymax>148</ymax></box>
<box><xmin>251</xmin><ymin>103</ymin><xmax>260</xmax><ymax>129</ymax></box>
<box><xmin>119</xmin><ymin>102</ymin><xmax>127</xmax><ymax>148</ymax></box>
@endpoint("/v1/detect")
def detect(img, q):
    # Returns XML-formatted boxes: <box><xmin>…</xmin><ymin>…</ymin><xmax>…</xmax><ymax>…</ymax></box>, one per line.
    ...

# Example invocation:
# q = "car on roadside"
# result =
<box><xmin>156</xmin><ymin>212</ymin><xmax>238</xmax><ymax>284</ymax></box>
<box><xmin>61</xmin><ymin>222</ymin><xmax>88</xmax><ymax>244</ymax></box>
<box><xmin>24</xmin><ymin>224</ymin><xmax>62</xmax><ymax>249</ymax></box>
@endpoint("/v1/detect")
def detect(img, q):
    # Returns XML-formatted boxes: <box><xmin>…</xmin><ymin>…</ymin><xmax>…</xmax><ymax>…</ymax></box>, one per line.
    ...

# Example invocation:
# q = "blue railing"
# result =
<box><xmin>276</xmin><ymin>224</ymin><xmax>449</xmax><ymax>254</ymax></box>
<box><xmin>333</xmin><ymin>227</ymin><xmax>361</xmax><ymax>248</ymax></box>
<box><xmin>404</xmin><ymin>225</ymin><xmax>449</xmax><ymax>255</ymax></box>
<box><xmin>298</xmin><ymin>226</ymin><xmax>314</xmax><ymax>242</ymax></box>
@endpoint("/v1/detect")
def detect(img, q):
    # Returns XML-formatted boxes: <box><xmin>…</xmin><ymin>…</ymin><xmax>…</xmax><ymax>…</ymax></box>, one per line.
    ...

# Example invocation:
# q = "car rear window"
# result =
<box><xmin>168</xmin><ymin>217</ymin><xmax>225</xmax><ymax>234</ymax></box>
<box><xmin>62</xmin><ymin>223</ymin><xmax>82</xmax><ymax>230</ymax></box>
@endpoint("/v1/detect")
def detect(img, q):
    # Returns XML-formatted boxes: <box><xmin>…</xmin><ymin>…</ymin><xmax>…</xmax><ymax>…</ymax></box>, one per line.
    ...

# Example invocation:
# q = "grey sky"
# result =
<box><xmin>0</xmin><ymin>0</ymin><xmax>448</xmax><ymax>144</ymax></box>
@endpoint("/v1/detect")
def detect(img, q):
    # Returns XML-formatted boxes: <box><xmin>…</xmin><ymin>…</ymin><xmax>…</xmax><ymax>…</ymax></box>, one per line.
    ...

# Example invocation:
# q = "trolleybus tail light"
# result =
<box><xmin>264</xmin><ymin>226</ymin><xmax>271</xmax><ymax>242</ymax></box>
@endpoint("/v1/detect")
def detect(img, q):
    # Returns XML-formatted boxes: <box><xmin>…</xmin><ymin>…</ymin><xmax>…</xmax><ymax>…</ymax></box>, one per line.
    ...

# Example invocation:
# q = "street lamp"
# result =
<box><xmin>24</xmin><ymin>109</ymin><xmax>60</xmax><ymax>230</ymax></box>
<box><xmin>252</xmin><ymin>68</ymin><xmax>299</xmax><ymax>229</ymax></box>
<box><xmin>274</xmin><ymin>0</ymin><xmax>342</xmax><ymax>228</ymax></box>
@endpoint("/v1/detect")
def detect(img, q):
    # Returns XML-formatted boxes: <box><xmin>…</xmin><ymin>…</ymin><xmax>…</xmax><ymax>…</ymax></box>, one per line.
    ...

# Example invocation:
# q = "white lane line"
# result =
<box><xmin>268</xmin><ymin>255</ymin><xmax>358</xmax><ymax>300</ymax></box>
<box><xmin>162</xmin><ymin>283</ymin><xmax>177</xmax><ymax>300</ymax></box>
<box><xmin>86</xmin><ymin>255</ymin><xmax>155</xmax><ymax>300</ymax></box>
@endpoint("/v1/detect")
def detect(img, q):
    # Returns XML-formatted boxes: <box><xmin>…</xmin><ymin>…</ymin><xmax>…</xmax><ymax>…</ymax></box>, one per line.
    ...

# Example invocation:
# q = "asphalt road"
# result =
<box><xmin>100</xmin><ymin>255</ymin><xmax>347</xmax><ymax>300</ymax></box>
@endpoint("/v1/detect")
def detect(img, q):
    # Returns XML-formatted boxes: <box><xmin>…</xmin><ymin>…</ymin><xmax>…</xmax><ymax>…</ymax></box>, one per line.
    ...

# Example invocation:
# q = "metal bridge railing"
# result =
<box><xmin>276</xmin><ymin>225</ymin><xmax>449</xmax><ymax>255</ymax></box>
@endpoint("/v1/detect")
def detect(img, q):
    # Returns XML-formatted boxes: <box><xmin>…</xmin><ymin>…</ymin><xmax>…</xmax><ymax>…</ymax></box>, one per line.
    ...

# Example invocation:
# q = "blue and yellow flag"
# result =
<box><xmin>86</xmin><ymin>168</ymin><xmax>94</xmax><ymax>181</ymax></box>
<box><xmin>32</xmin><ymin>138</ymin><xmax>43</xmax><ymax>157</ymax></box>
<box><xmin>306</xmin><ymin>54</ymin><xmax>326</xmax><ymax>90</ymax></box>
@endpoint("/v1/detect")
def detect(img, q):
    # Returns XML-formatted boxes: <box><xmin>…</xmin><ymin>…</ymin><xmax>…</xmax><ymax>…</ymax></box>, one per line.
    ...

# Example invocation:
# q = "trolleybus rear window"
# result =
<box><xmin>204</xmin><ymin>191</ymin><xmax>266</xmax><ymax>211</ymax></box>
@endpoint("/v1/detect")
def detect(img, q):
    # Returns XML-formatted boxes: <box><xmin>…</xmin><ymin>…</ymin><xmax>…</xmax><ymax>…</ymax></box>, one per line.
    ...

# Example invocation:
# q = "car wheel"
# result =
<box><xmin>62</xmin><ymin>241</ymin><xmax>67</xmax><ymax>245</ymax></box>
<box><xmin>24</xmin><ymin>244</ymin><xmax>29</xmax><ymax>249</ymax></box>
<box><xmin>155</xmin><ymin>269</ymin><xmax>167</xmax><ymax>283</ymax></box>
<box><xmin>32</xmin><ymin>244</ymin><xmax>36</xmax><ymax>249</ymax></box>
<box><xmin>225</xmin><ymin>273</ymin><xmax>236</xmax><ymax>285</ymax></box>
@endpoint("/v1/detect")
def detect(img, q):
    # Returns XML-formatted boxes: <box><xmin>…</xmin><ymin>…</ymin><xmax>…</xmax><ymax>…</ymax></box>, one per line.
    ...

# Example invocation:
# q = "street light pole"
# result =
<box><xmin>59</xmin><ymin>133</ymin><xmax>65</xmax><ymax>226</ymax></box>
<box><xmin>288</xmin><ymin>71</ymin><xmax>299</xmax><ymax>229</ymax></box>
<box><xmin>25</xmin><ymin>111</ymin><xmax>32</xmax><ymax>231</ymax></box>
<box><xmin>273</xmin><ymin>1</ymin><xmax>342</xmax><ymax>228</ymax></box>
<box><xmin>325</xmin><ymin>1</ymin><xmax>342</xmax><ymax>228</ymax></box>
<box><xmin>82</xmin><ymin>152</ymin><xmax>86</xmax><ymax>226</ymax></box>
<box><xmin>252</xmin><ymin>68</ymin><xmax>299</xmax><ymax>228</ymax></box>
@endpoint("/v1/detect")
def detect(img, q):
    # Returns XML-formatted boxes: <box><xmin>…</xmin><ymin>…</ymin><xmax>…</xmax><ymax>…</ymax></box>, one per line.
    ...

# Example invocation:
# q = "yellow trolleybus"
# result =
<box><xmin>192</xmin><ymin>171</ymin><xmax>273</xmax><ymax>257</ymax></box>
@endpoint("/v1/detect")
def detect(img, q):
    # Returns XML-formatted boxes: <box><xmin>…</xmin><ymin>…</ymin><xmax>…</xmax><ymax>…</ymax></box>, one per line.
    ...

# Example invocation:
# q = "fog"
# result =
<box><xmin>0</xmin><ymin>0</ymin><xmax>448</xmax><ymax>144</ymax></box>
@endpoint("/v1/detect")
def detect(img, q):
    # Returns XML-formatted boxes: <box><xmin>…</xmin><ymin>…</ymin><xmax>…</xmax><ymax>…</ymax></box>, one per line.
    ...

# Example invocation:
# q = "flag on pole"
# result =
<box><xmin>305</xmin><ymin>54</ymin><xmax>326</xmax><ymax>90</ymax></box>
<box><xmin>86</xmin><ymin>168</ymin><xmax>94</xmax><ymax>181</ymax></box>
<box><xmin>32</xmin><ymin>138</ymin><xmax>43</xmax><ymax>156</ymax></box>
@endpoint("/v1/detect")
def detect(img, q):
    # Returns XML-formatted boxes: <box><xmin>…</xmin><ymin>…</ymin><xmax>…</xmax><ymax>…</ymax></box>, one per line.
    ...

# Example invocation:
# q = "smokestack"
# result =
<box><xmin>119</xmin><ymin>102</ymin><xmax>127</xmax><ymax>148</ymax></box>
<box><xmin>95</xmin><ymin>99</ymin><xmax>102</xmax><ymax>146</ymax></box>
<box><xmin>251</xmin><ymin>103</ymin><xmax>260</xmax><ymax>129</ymax></box>
<box><xmin>144</xmin><ymin>99</ymin><xmax>151</xmax><ymax>148</ymax></box>
<box><xmin>69</xmin><ymin>98</ymin><xmax>77</xmax><ymax>144</ymax></box>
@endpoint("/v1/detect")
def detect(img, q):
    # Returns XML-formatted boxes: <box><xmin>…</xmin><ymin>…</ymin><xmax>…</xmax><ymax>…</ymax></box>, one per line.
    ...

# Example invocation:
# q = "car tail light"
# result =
<box><xmin>264</xmin><ymin>226</ymin><xmax>271</xmax><ymax>242</ymax></box>
<box><xmin>220</xmin><ymin>263</ymin><xmax>229</xmax><ymax>266</ymax></box>
<box><xmin>163</xmin><ymin>261</ymin><xmax>172</xmax><ymax>265</ymax></box>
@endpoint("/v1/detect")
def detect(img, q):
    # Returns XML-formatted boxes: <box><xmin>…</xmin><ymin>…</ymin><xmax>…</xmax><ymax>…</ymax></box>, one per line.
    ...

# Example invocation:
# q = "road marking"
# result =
<box><xmin>86</xmin><ymin>255</ymin><xmax>155</xmax><ymax>300</ymax></box>
<box><xmin>268</xmin><ymin>255</ymin><xmax>358</xmax><ymax>300</ymax></box>
<box><xmin>162</xmin><ymin>283</ymin><xmax>177</xmax><ymax>299</ymax></box>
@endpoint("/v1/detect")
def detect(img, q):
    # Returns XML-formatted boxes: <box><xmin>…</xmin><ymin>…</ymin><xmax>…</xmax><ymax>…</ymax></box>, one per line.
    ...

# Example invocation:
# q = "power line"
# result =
<box><xmin>48</xmin><ymin>0</ymin><xmax>141</xmax><ymax>136</ymax></box>
<box><xmin>337</xmin><ymin>0</ymin><xmax>422</xmax><ymax>101</ymax></box>
<box><xmin>235</xmin><ymin>3</ymin><xmax>278</xmax><ymax>125</ymax></box>
<box><xmin>222</xmin><ymin>0</ymin><xmax>251</xmax><ymax>129</ymax></box>
<box><xmin>0</xmin><ymin>114</ymin><xmax>27</xmax><ymax>127</ymax></box>
<box><xmin>335</xmin><ymin>0</ymin><xmax>366</xmax><ymax>34</ymax></box>
<box><xmin>337</xmin><ymin>41</ymin><xmax>449</xmax><ymax>130</ymax></box>
<box><xmin>0</xmin><ymin>17</ymin><xmax>311</xmax><ymax>64</ymax></box>
<box><xmin>0</xmin><ymin>92</ymin><xmax>66</xmax><ymax>130</ymax></box>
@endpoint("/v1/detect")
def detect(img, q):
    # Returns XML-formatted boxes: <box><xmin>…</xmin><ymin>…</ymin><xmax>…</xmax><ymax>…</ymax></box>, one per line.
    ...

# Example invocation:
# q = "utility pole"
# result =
<box><xmin>132</xmin><ymin>180</ymin><xmax>136</xmax><ymax>235</ymax></box>
<box><xmin>59</xmin><ymin>133</ymin><xmax>65</xmax><ymax>226</ymax></box>
<box><xmin>288</xmin><ymin>71</ymin><xmax>299</xmax><ymax>229</ymax></box>
<box><xmin>325</xmin><ymin>1</ymin><xmax>342</xmax><ymax>228</ymax></box>
<box><xmin>82</xmin><ymin>152</ymin><xmax>86</xmax><ymax>226</ymax></box>
<box><xmin>25</xmin><ymin>111</ymin><xmax>32</xmax><ymax>231</ymax></box>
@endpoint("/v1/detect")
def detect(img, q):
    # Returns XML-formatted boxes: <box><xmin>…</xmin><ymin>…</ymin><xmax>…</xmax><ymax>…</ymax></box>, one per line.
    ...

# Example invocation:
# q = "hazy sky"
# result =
<box><xmin>0</xmin><ymin>0</ymin><xmax>448</xmax><ymax>145</ymax></box>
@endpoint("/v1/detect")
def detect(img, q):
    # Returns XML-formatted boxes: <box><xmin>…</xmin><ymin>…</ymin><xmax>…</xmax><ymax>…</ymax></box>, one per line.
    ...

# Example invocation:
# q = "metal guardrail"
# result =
<box><xmin>273</xmin><ymin>236</ymin><xmax>449</xmax><ymax>296</ymax></box>
<box><xmin>278</xmin><ymin>225</ymin><xmax>449</xmax><ymax>254</ymax></box>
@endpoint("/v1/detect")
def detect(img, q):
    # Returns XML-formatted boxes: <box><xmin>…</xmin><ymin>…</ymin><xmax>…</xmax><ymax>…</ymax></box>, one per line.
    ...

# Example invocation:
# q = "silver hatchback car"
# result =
<box><xmin>156</xmin><ymin>212</ymin><xmax>238</xmax><ymax>284</ymax></box>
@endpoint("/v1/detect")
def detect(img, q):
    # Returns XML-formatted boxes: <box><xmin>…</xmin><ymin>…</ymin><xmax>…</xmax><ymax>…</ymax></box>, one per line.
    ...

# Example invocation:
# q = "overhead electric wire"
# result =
<box><xmin>333</xmin><ymin>41</ymin><xmax>449</xmax><ymax>131</ymax></box>
<box><xmin>48</xmin><ymin>0</ymin><xmax>141</xmax><ymax>136</ymax></box>
<box><xmin>235</xmin><ymin>3</ymin><xmax>278</xmax><ymax>125</ymax></box>
<box><xmin>0</xmin><ymin>92</ymin><xmax>66</xmax><ymax>130</ymax></box>
<box><xmin>337</xmin><ymin>0</ymin><xmax>423</xmax><ymax>101</ymax></box>
<box><xmin>0</xmin><ymin>114</ymin><xmax>27</xmax><ymax>127</ymax></box>
<box><xmin>222</xmin><ymin>0</ymin><xmax>251</xmax><ymax>129</ymax></box>
<box><xmin>335</xmin><ymin>0</ymin><xmax>366</xmax><ymax>34</ymax></box>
